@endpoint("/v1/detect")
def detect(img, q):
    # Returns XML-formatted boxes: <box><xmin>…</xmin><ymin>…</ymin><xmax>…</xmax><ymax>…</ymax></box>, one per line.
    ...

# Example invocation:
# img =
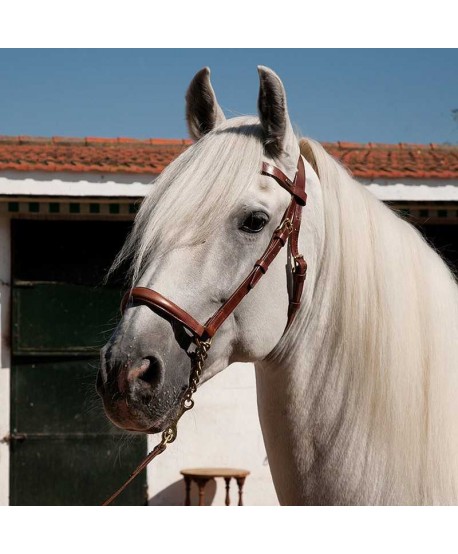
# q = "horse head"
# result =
<box><xmin>97</xmin><ymin>66</ymin><xmax>316</xmax><ymax>434</ymax></box>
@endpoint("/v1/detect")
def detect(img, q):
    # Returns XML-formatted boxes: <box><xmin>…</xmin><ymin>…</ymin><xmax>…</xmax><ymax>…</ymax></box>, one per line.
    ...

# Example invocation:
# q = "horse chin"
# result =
<box><xmin>102</xmin><ymin>396</ymin><xmax>181</xmax><ymax>435</ymax></box>
<box><xmin>142</xmin><ymin>408</ymin><xmax>181</xmax><ymax>435</ymax></box>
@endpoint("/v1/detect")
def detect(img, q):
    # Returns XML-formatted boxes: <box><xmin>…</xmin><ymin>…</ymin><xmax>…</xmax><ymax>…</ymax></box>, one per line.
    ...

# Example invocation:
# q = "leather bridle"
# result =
<box><xmin>103</xmin><ymin>154</ymin><xmax>307</xmax><ymax>505</ymax></box>
<box><xmin>122</xmin><ymin>154</ymin><xmax>307</xmax><ymax>344</ymax></box>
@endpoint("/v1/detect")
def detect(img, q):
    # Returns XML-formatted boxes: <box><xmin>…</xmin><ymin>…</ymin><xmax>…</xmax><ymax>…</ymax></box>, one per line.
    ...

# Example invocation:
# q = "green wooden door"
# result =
<box><xmin>10</xmin><ymin>220</ymin><xmax>147</xmax><ymax>505</ymax></box>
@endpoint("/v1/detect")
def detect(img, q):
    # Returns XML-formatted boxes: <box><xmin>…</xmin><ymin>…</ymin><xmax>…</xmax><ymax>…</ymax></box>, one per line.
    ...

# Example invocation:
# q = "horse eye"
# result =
<box><xmin>240</xmin><ymin>212</ymin><xmax>269</xmax><ymax>234</ymax></box>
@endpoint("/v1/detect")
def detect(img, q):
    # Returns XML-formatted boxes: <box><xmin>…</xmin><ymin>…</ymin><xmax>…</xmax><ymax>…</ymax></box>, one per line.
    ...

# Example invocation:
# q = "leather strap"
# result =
<box><xmin>102</xmin><ymin>441</ymin><xmax>166</xmax><ymax>506</ymax></box>
<box><xmin>123</xmin><ymin>155</ymin><xmax>307</xmax><ymax>343</ymax></box>
<box><xmin>261</xmin><ymin>162</ymin><xmax>307</xmax><ymax>206</ymax></box>
<box><xmin>203</xmin><ymin>202</ymin><xmax>296</xmax><ymax>338</ymax></box>
<box><xmin>285</xmin><ymin>155</ymin><xmax>307</xmax><ymax>328</ymax></box>
<box><xmin>123</xmin><ymin>288</ymin><xmax>206</xmax><ymax>338</ymax></box>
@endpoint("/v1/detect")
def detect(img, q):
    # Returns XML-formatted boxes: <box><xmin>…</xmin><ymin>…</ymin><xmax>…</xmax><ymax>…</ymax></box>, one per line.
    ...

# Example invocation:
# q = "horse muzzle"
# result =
<box><xmin>97</xmin><ymin>344</ymin><xmax>190</xmax><ymax>433</ymax></box>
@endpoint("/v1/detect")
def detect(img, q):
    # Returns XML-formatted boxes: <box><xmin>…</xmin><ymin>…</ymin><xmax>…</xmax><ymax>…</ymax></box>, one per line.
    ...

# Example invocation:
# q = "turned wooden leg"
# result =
<box><xmin>184</xmin><ymin>476</ymin><xmax>192</xmax><ymax>506</ymax></box>
<box><xmin>196</xmin><ymin>478</ymin><xmax>208</xmax><ymax>506</ymax></box>
<box><xmin>224</xmin><ymin>477</ymin><xmax>231</xmax><ymax>506</ymax></box>
<box><xmin>236</xmin><ymin>477</ymin><xmax>246</xmax><ymax>506</ymax></box>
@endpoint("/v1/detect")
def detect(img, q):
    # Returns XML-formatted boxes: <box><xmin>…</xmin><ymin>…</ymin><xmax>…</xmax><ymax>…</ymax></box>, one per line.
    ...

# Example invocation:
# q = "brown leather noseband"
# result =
<box><xmin>122</xmin><ymin>155</ymin><xmax>307</xmax><ymax>345</ymax></box>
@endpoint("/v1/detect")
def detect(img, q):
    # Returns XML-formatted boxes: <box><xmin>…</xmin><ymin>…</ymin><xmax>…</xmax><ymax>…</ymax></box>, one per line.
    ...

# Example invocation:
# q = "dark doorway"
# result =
<box><xmin>10</xmin><ymin>219</ymin><xmax>147</xmax><ymax>505</ymax></box>
<box><xmin>416</xmin><ymin>224</ymin><xmax>458</xmax><ymax>276</ymax></box>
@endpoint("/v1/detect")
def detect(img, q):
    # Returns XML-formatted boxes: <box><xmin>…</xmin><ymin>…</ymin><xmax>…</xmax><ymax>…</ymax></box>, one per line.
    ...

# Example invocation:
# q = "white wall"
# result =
<box><xmin>147</xmin><ymin>362</ymin><xmax>279</xmax><ymax>506</ymax></box>
<box><xmin>0</xmin><ymin>217</ymin><xmax>10</xmax><ymax>506</ymax></box>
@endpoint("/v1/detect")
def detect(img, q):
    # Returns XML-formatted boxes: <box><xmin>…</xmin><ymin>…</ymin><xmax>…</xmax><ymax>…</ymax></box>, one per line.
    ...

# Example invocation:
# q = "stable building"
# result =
<box><xmin>0</xmin><ymin>136</ymin><xmax>456</xmax><ymax>505</ymax></box>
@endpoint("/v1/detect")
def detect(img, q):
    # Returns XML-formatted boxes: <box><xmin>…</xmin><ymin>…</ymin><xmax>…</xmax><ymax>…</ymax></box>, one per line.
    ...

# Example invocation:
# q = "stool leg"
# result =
<box><xmin>184</xmin><ymin>476</ymin><xmax>191</xmax><ymax>506</ymax></box>
<box><xmin>224</xmin><ymin>477</ymin><xmax>231</xmax><ymax>506</ymax></box>
<box><xmin>236</xmin><ymin>477</ymin><xmax>246</xmax><ymax>506</ymax></box>
<box><xmin>196</xmin><ymin>478</ymin><xmax>208</xmax><ymax>506</ymax></box>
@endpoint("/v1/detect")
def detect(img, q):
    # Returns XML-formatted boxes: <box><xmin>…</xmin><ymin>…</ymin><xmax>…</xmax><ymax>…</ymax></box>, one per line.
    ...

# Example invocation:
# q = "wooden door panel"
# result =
<box><xmin>10</xmin><ymin>435</ymin><xmax>146</xmax><ymax>506</ymax></box>
<box><xmin>13</xmin><ymin>284</ymin><xmax>121</xmax><ymax>355</ymax></box>
<box><xmin>12</xmin><ymin>358</ymin><xmax>119</xmax><ymax>435</ymax></box>
<box><xmin>10</xmin><ymin>220</ymin><xmax>147</xmax><ymax>506</ymax></box>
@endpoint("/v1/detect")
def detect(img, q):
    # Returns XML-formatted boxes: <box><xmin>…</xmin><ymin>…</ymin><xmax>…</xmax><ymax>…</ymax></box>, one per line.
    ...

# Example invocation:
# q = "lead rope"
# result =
<box><xmin>101</xmin><ymin>338</ymin><xmax>212</xmax><ymax>506</ymax></box>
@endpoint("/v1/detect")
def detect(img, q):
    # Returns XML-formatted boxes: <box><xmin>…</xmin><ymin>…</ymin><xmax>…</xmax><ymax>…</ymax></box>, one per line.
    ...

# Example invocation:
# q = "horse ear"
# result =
<box><xmin>185</xmin><ymin>67</ymin><xmax>226</xmax><ymax>141</ymax></box>
<box><xmin>257</xmin><ymin>66</ymin><xmax>294</xmax><ymax>159</ymax></box>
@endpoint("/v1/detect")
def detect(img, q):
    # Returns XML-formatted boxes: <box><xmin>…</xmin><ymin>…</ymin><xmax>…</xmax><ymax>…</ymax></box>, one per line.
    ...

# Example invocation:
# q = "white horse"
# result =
<box><xmin>97</xmin><ymin>66</ymin><xmax>458</xmax><ymax>505</ymax></box>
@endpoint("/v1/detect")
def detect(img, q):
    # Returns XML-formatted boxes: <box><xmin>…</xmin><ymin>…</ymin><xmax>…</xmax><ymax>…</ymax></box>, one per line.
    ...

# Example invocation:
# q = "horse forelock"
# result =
<box><xmin>111</xmin><ymin>116</ymin><xmax>265</xmax><ymax>284</ymax></box>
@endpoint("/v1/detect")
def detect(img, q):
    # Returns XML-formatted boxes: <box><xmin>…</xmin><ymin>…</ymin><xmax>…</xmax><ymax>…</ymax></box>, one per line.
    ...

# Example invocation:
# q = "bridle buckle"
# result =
<box><xmin>276</xmin><ymin>218</ymin><xmax>293</xmax><ymax>235</ymax></box>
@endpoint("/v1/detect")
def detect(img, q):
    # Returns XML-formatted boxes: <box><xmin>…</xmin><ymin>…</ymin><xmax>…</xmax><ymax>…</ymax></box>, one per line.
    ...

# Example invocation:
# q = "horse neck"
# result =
<box><xmin>254</xmin><ymin>152</ymin><xmax>335</xmax><ymax>503</ymax></box>
<box><xmin>255</xmin><ymin>142</ymin><xmax>458</xmax><ymax>504</ymax></box>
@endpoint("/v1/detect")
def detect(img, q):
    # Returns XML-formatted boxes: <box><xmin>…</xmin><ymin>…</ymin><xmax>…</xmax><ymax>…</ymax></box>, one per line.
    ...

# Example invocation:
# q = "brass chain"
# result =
<box><xmin>102</xmin><ymin>337</ymin><xmax>212</xmax><ymax>505</ymax></box>
<box><xmin>159</xmin><ymin>337</ymin><xmax>212</xmax><ymax>446</ymax></box>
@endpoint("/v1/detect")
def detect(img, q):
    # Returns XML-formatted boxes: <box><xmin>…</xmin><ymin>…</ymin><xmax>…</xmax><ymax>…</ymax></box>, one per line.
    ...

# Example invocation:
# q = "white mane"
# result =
<box><xmin>112</xmin><ymin>117</ymin><xmax>264</xmax><ymax>283</ymax></box>
<box><xmin>269</xmin><ymin>138</ymin><xmax>458</xmax><ymax>504</ymax></box>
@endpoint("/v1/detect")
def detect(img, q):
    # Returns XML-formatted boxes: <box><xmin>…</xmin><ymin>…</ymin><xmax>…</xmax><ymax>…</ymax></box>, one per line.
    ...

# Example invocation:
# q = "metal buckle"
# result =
<box><xmin>276</xmin><ymin>218</ymin><xmax>293</xmax><ymax>235</ymax></box>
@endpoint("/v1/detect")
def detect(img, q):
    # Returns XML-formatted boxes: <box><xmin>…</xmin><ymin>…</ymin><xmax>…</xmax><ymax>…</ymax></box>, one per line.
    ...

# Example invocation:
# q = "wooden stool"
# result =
<box><xmin>180</xmin><ymin>468</ymin><xmax>250</xmax><ymax>506</ymax></box>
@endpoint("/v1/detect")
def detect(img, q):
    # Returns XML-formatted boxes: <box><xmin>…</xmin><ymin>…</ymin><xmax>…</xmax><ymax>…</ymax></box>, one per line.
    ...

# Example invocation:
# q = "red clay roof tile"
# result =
<box><xmin>322</xmin><ymin>141</ymin><xmax>458</xmax><ymax>180</ymax></box>
<box><xmin>0</xmin><ymin>136</ymin><xmax>456</xmax><ymax>179</ymax></box>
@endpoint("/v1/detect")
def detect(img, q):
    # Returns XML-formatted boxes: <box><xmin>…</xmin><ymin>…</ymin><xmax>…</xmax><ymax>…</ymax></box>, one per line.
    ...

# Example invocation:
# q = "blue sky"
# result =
<box><xmin>0</xmin><ymin>49</ymin><xmax>456</xmax><ymax>144</ymax></box>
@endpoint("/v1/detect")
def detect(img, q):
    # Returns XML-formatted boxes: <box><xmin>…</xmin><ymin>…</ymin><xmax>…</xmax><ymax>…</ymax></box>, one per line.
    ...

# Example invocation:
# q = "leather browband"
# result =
<box><xmin>122</xmin><ymin>155</ymin><xmax>307</xmax><ymax>344</ymax></box>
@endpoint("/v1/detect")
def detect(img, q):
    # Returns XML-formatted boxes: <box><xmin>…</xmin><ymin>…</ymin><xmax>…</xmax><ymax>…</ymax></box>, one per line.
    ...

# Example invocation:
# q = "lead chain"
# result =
<box><xmin>160</xmin><ymin>338</ymin><xmax>212</xmax><ymax>446</ymax></box>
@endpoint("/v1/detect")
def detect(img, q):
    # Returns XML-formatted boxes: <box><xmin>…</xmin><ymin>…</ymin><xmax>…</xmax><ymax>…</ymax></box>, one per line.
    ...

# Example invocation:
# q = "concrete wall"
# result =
<box><xmin>147</xmin><ymin>362</ymin><xmax>279</xmax><ymax>506</ymax></box>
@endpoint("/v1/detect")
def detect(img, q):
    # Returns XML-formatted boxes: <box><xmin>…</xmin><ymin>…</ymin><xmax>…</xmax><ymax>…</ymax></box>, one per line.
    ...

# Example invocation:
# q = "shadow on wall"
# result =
<box><xmin>148</xmin><ymin>479</ymin><xmax>217</xmax><ymax>506</ymax></box>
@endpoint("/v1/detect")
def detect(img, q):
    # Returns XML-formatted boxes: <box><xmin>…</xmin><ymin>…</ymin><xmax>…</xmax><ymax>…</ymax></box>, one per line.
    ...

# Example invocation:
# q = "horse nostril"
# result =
<box><xmin>130</xmin><ymin>356</ymin><xmax>163</xmax><ymax>388</ymax></box>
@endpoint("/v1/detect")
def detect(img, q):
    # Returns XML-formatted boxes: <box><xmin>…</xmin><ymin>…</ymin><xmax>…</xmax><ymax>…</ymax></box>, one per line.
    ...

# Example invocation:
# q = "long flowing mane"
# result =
<box><xmin>273</xmin><ymin>138</ymin><xmax>458</xmax><ymax>504</ymax></box>
<box><xmin>112</xmin><ymin>117</ymin><xmax>263</xmax><ymax>283</ymax></box>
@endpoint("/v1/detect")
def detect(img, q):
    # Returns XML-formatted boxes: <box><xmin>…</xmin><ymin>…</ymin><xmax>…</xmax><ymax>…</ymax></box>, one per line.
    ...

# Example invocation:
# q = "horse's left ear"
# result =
<box><xmin>257</xmin><ymin>66</ymin><xmax>295</xmax><ymax>159</ymax></box>
<box><xmin>186</xmin><ymin>67</ymin><xmax>226</xmax><ymax>141</ymax></box>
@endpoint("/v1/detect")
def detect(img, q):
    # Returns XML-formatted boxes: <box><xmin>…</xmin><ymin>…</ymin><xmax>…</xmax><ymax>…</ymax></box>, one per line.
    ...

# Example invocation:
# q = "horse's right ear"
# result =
<box><xmin>185</xmin><ymin>67</ymin><xmax>226</xmax><ymax>141</ymax></box>
<box><xmin>257</xmin><ymin>66</ymin><xmax>294</xmax><ymax>159</ymax></box>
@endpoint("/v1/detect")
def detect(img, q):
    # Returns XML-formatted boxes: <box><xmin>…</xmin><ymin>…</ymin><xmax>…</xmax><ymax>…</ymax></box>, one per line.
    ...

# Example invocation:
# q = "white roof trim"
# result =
<box><xmin>365</xmin><ymin>183</ymin><xmax>458</xmax><ymax>201</ymax></box>
<box><xmin>0</xmin><ymin>173</ymin><xmax>155</xmax><ymax>197</ymax></box>
<box><xmin>0</xmin><ymin>173</ymin><xmax>457</xmax><ymax>202</ymax></box>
